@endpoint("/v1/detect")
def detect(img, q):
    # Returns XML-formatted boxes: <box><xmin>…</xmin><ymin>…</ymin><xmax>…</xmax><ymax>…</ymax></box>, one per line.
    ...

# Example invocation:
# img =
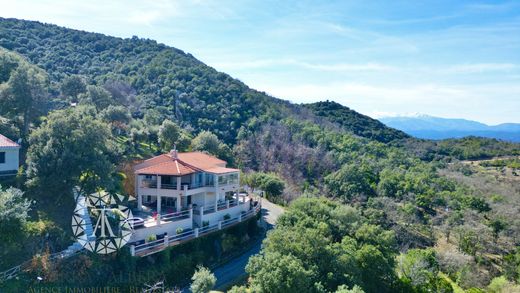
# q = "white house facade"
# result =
<box><xmin>0</xmin><ymin>134</ymin><xmax>20</xmax><ymax>176</ymax></box>
<box><xmin>129</xmin><ymin>150</ymin><xmax>257</xmax><ymax>249</ymax></box>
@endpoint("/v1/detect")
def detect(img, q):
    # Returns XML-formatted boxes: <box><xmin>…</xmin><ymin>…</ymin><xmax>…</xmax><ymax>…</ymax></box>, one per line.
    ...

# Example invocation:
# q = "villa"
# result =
<box><xmin>0</xmin><ymin>134</ymin><xmax>20</xmax><ymax>176</ymax></box>
<box><xmin>129</xmin><ymin>150</ymin><xmax>259</xmax><ymax>253</ymax></box>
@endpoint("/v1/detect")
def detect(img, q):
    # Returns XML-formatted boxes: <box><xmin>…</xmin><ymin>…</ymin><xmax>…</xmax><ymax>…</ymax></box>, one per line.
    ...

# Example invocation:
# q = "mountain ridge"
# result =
<box><xmin>380</xmin><ymin>115</ymin><xmax>520</xmax><ymax>142</ymax></box>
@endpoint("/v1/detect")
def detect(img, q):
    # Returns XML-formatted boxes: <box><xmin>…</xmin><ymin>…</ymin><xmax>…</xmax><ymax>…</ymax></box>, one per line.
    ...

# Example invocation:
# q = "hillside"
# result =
<box><xmin>1</xmin><ymin>17</ymin><xmax>520</xmax><ymax>292</ymax></box>
<box><xmin>380</xmin><ymin>115</ymin><xmax>520</xmax><ymax>142</ymax></box>
<box><xmin>304</xmin><ymin>100</ymin><xmax>409</xmax><ymax>143</ymax></box>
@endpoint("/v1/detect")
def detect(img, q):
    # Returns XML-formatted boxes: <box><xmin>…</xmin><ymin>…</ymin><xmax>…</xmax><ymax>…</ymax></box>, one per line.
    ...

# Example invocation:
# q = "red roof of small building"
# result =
<box><xmin>134</xmin><ymin>151</ymin><xmax>239</xmax><ymax>175</ymax></box>
<box><xmin>0</xmin><ymin>134</ymin><xmax>20</xmax><ymax>148</ymax></box>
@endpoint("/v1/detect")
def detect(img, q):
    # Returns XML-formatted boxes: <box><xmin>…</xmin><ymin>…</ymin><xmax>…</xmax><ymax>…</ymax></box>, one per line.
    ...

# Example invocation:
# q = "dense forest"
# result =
<box><xmin>1</xmin><ymin>17</ymin><xmax>520</xmax><ymax>292</ymax></box>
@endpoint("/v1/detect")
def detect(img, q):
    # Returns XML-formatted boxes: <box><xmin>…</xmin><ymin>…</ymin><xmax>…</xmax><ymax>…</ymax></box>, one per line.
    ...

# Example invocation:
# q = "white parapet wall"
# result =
<box><xmin>130</xmin><ymin>216</ymin><xmax>193</xmax><ymax>243</ymax></box>
<box><xmin>195</xmin><ymin>199</ymin><xmax>251</xmax><ymax>226</ymax></box>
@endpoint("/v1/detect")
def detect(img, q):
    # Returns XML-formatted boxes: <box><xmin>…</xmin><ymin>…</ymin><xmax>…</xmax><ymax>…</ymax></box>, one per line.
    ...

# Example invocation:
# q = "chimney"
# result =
<box><xmin>169</xmin><ymin>145</ymin><xmax>178</xmax><ymax>159</ymax></box>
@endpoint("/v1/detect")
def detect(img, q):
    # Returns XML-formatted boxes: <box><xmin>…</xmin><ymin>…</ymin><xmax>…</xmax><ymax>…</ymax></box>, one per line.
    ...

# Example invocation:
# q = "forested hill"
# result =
<box><xmin>0</xmin><ymin>17</ymin><xmax>289</xmax><ymax>144</ymax></box>
<box><xmin>304</xmin><ymin>100</ymin><xmax>408</xmax><ymax>143</ymax></box>
<box><xmin>3</xmin><ymin>17</ymin><xmax>520</xmax><ymax>292</ymax></box>
<box><xmin>0</xmin><ymin>17</ymin><xmax>405</xmax><ymax>145</ymax></box>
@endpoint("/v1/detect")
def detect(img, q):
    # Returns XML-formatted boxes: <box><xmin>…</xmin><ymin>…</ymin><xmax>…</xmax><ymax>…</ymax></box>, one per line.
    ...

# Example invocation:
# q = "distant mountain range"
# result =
<box><xmin>379</xmin><ymin>115</ymin><xmax>520</xmax><ymax>142</ymax></box>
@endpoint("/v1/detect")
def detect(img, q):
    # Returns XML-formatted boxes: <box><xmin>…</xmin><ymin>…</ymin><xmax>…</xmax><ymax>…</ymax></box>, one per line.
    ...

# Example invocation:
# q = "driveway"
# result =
<box><xmin>211</xmin><ymin>198</ymin><xmax>284</xmax><ymax>290</ymax></box>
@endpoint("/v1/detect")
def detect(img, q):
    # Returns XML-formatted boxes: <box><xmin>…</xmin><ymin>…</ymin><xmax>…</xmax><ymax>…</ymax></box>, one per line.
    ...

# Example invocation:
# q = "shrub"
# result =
<box><xmin>146</xmin><ymin>234</ymin><xmax>157</xmax><ymax>242</ymax></box>
<box><xmin>190</xmin><ymin>266</ymin><xmax>216</xmax><ymax>293</ymax></box>
<box><xmin>176</xmin><ymin>227</ymin><xmax>184</xmax><ymax>235</ymax></box>
<box><xmin>223</xmin><ymin>213</ymin><xmax>231</xmax><ymax>220</ymax></box>
<box><xmin>202</xmin><ymin>221</ymin><xmax>209</xmax><ymax>227</ymax></box>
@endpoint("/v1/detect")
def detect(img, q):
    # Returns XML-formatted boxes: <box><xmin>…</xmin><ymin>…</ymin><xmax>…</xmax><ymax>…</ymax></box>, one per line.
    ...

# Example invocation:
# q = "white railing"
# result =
<box><xmin>194</xmin><ymin>197</ymin><xmax>245</xmax><ymax>215</ymax></box>
<box><xmin>160</xmin><ymin>183</ymin><xmax>177</xmax><ymax>190</ymax></box>
<box><xmin>169</xmin><ymin>230</ymin><xmax>195</xmax><ymax>243</ymax></box>
<box><xmin>131</xmin><ymin>200</ymin><xmax>261</xmax><ymax>257</ymax></box>
<box><xmin>160</xmin><ymin>209</ymin><xmax>191</xmax><ymax>222</ymax></box>
<box><xmin>141</xmin><ymin>179</ymin><xmax>157</xmax><ymax>188</ymax></box>
<box><xmin>134</xmin><ymin>237</ymin><xmax>166</xmax><ymax>254</ymax></box>
<box><xmin>199</xmin><ymin>223</ymin><xmax>219</xmax><ymax>235</ymax></box>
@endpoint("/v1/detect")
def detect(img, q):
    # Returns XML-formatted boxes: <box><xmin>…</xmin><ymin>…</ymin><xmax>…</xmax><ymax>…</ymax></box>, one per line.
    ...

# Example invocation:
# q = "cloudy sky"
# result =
<box><xmin>1</xmin><ymin>0</ymin><xmax>519</xmax><ymax>124</ymax></box>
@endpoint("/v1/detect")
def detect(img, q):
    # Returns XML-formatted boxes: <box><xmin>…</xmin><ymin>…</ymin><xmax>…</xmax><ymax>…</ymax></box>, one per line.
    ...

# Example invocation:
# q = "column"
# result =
<box><xmin>176</xmin><ymin>176</ymin><xmax>181</xmax><ymax>190</ymax></box>
<box><xmin>137</xmin><ymin>194</ymin><xmax>142</xmax><ymax>211</ymax></box>
<box><xmin>157</xmin><ymin>195</ymin><xmax>162</xmax><ymax>215</ymax></box>
<box><xmin>214</xmin><ymin>192</ymin><xmax>218</xmax><ymax>211</ymax></box>
<box><xmin>130</xmin><ymin>245</ymin><xmax>135</xmax><ymax>256</ymax></box>
<box><xmin>176</xmin><ymin>195</ymin><xmax>181</xmax><ymax>211</ymax></box>
<box><xmin>134</xmin><ymin>175</ymin><xmax>139</xmax><ymax>196</ymax></box>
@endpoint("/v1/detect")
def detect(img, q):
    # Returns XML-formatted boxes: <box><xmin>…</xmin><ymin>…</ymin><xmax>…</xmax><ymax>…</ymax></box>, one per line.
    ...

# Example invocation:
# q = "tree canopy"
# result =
<box><xmin>26</xmin><ymin>106</ymin><xmax>118</xmax><ymax>197</ymax></box>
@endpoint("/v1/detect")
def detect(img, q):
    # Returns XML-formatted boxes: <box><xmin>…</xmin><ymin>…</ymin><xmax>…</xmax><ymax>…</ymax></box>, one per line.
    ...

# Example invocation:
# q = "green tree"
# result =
<box><xmin>242</xmin><ymin>171</ymin><xmax>285</xmax><ymax>198</ymax></box>
<box><xmin>79</xmin><ymin>85</ymin><xmax>114</xmax><ymax>110</ymax></box>
<box><xmin>325</xmin><ymin>163</ymin><xmax>377</xmax><ymax>201</ymax></box>
<box><xmin>60</xmin><ymin>75</ymin><xmax>86</xmax><ymax>102</ymax></box>
<box><xmin>247</xmin><ymin>252</ymin><xmax>316</xmax><ymax>293</ymax></box>
<box><xmin>227</xmin><ymin>285</ymin><xmax>248</xmax><ymax>293</ymax></box>
<box><xmin>158</xmin><ymin>119</ymin><xmax>181</xmax><ymax>151</ymax></box>
<box><xmin>336</xmin><ymin>285</ymin><xmax>365</xmax><ymax>293</ymax></box>
<box><xmin>259</xmin><ymin>173</ymin><xmax>285</xmax><ymax>199</ymax></box>
<box><xmin>191</xmin><ymin>130</ymin><xmax>233</xmax><ymax>162</ymax></box>
<box><xmin>0</xmin><ymin>64</ymin><xmax>48</xmax><ymax>144</ymax></box>
<box><xmin>242</xmin><ymin>172</ymin><xmax>264</xmax><ymax>193</ymax></box>
<box><xmin>190</xmin><ymin>266</ymin><xmax>216</xmax><ymax>293</ymax></box>
<box><xmin>0</xmin><ymin>185</ymin><xmax>31</xmax><ymax>243</ymax></box>
<box><xmin>26</xmin><ymin>106</ymin><xmax>118</xmax><ymax>198</ymax></box>
<box><xmin>396</xmin><ymin>248</ymin><xmax>451</xmax><ymax>292</ymax></box>
<box><xmin>99</xmin><ymin>105</ymin><xmax>131</xmax><ymax>134</ymax></box>
<box><xmin>192</xmin><ymin>130</ymin><xmax>221</xmax><ymax>155</ymax></box>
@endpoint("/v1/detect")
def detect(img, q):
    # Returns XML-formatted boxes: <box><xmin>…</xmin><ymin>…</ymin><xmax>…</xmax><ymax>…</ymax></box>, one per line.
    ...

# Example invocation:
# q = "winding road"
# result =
<box><xmin>211</xmin><ymin>198</ymin><xmax>284</xmax><ymax>290</ymax></box>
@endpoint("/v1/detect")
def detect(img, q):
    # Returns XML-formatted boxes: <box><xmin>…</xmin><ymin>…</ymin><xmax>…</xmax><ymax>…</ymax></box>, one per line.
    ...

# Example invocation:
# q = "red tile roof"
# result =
<box><xmin>134</xmin><ymin>152</ymin><xmax>238</xmax><ymax>175</ymax></box>
<box><xmin>0</xmin><ymin>134</ymin><xmax>20</xmax><ymax>148</ymax></box>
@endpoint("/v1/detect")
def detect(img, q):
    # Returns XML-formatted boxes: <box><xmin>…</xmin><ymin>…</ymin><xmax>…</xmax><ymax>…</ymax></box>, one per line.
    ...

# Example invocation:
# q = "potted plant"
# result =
<box><xmin>202</xmin><ymin>221</ymin><xmax>209</xmax><ymax>227</ymax></box>
<box><xmin>146</xmin><ymin>234</ymin><xmax>157</xmax><ymax>243</ymax></box>
<box><xmin>176</xmin><ymin>227</ymin><xmax>184</xmax><ymax>235</ymax></box>
<box><xmin>223</xmin><ymin>213</ymin><xmax>231</xmax><ymax>220</ymax></box>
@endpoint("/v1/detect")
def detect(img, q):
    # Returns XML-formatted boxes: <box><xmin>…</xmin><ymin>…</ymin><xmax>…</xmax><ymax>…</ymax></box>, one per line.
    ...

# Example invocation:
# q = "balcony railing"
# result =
<box><xmin>141</xmin><ymin>180</ymin><xmax>157</xmax><ymax>188</ymax></box>
<box><xmin>140</xmin><ymin>180</ymin><xmax>236</xmax><ymax>190</ymax></box>
<box><xmin>160</xmin><ymin>183</ymin><xmax>177</xmax><ymax>190</ymax></box>
<box><xmin>132</xmin><ymin>200</ymin><xmax>261</xmax><ymax>257</ymax></box>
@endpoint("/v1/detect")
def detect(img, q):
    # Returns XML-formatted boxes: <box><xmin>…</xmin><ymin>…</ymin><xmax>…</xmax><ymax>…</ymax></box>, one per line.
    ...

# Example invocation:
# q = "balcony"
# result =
<box><xmin>131</xmin><ymin>199</ymin><xmax>262</xmax><ymax>257</ymax></box>
<box><xmin>129</xmin><ymin>208</ymin><xmax>194</xmax><ymax>244</ymax></box>
<box><xmin>192</xmin><ymin>195</ymin><xmax>251</xmax><ymax>227</ymax></box>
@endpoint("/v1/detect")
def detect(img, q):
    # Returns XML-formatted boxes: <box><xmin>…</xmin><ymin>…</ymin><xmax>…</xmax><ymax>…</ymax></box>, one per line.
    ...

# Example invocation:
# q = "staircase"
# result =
<box><xmin>63</xmin><ymin>194</ymin><xmax>95</xmax><ymax>256</ymax></box>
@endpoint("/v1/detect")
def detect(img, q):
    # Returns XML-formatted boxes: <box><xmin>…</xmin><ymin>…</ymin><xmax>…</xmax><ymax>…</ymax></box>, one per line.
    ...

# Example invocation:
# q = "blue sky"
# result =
<box><xmin>1</xmin><ymin>0</ymin><xmax>519</xmax><ymax>124</ymax></box>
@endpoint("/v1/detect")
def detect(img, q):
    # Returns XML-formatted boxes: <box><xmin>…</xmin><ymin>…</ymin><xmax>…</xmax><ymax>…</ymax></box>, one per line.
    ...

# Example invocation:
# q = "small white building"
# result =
<box><xmin>0</xmin><ymin>134</ymin><xmax>20</xmax><ymax>176</ymax></box>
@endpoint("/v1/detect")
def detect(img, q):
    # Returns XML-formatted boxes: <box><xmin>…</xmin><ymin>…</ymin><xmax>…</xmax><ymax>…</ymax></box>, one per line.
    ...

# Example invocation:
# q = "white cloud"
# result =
<box><xmin>212</xmin><ymin>58</ymin><xmax>397</xmax><ymax>72</ymax></box>
<box><xmin>443</xmin><ymin>63</ymin><xmax>518</xmax><ymax>73</ymax></box>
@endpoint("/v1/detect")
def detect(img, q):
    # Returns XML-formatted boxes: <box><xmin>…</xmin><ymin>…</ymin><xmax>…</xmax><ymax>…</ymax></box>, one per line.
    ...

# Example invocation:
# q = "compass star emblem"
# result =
<box><xmin>71</xmin><ymin>190</ymin><xmax>133</xmax><ymax>254</ymax></box>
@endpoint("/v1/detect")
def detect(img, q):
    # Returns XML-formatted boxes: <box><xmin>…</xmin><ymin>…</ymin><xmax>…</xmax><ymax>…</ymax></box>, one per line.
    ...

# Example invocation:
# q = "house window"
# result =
<box><xmin>0</xmin><ymin>152</ymin><xmax>5</xmax><ymax>164</ymax></box>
